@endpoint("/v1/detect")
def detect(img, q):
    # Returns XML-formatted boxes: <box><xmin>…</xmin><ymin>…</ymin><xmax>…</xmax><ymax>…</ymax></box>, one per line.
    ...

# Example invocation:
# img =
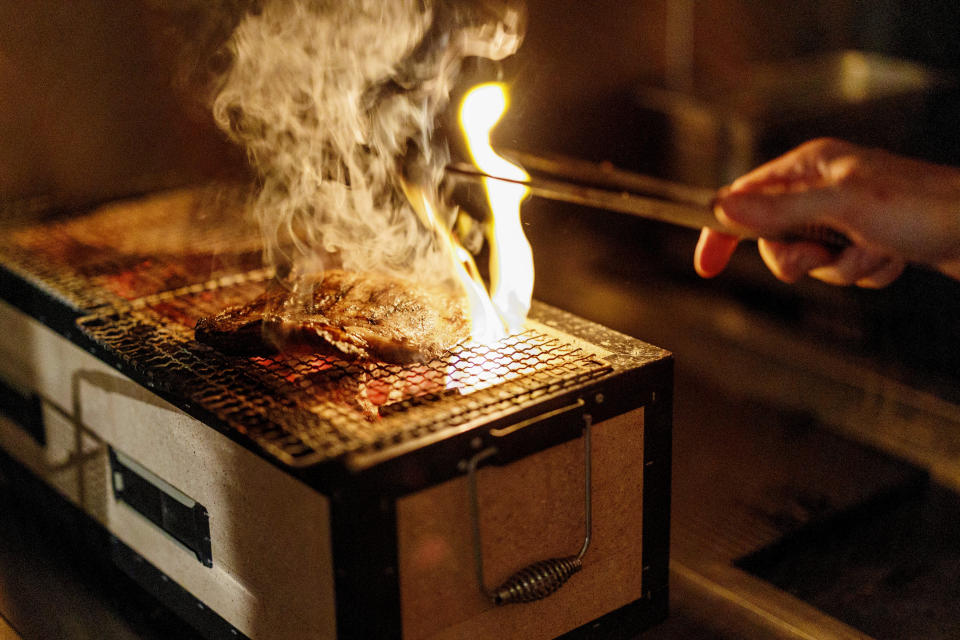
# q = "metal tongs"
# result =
<box><xmin>446</xmin><ymin>149</ymin><xmax>850</xmax><ymax>249</ymax></box>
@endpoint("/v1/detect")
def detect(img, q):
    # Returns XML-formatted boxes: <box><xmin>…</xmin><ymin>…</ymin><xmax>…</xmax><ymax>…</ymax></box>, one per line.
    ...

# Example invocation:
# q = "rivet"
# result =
<box><xmin>470</xmin><ymin>436</ymin><xmax>483</xmax><ymax>450</ymax></box>
<box><xmin>594</xmin><ymin>393</ymin><xmax>605</xmax><ymax>404</ymax></box>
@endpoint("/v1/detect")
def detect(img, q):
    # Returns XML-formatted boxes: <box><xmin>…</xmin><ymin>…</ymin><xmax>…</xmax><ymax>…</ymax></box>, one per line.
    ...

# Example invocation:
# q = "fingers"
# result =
<box><xmin>695</xmin><ymin>223</ymin><xmax>905</xmax><ymax>288</ymax></box>
<box><xmin>693</xmin><ymin>138</ymin><xmax>920</xmax><ymax>287</ymax></box>
<box><xmin>758</xmin><ymin>239</ymin><xmax>905</xmax><ymax>288</ymax></box>
<box><xmin>715</xmin><ymin>189</ymin><xmax>845</xmax><ymax>238</ymax></box>
<box><xmin>853</xmin><ymin>259</ymin><xmax>906</xmax><ymax>288</ymax></box>
<box><xmin>809</xmin><ymin>250</ymin><xmax>906</xmax><ymax>288</ymax></box>
<box><xmin>756</xmin><ymin>239</ymin><xmax>837</xmax><ymax>283</ymax></box>
<box><xmin>728</xmin><ymin>138</ymin><xmax>850</xmax><ymax>193</ymax></box>
<box><xmin>695</xmin><ymin>187</ymin><xmax>846</xmax><ymax>280</ymax></box>
<box><xmin>694</xmin><ymin>228</ymin><xmax>740</xmax><ymax>278</ymax></box>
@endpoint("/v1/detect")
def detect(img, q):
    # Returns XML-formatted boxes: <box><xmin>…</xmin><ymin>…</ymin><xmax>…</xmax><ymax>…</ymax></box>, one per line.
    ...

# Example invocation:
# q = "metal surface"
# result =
<box><xmin>463</xmin><ymin>411</ymin><xmax>593</xmax><ymax>605</ymax></box>
<box><xmin>634</xmin><ymin>50</ymin><xmax>945</xmax><ymax>186</ymax></box>
<box><xmin>0</xmin><ymin>187</ymin><xmax>671</xmax><ymax>497</ymax></box>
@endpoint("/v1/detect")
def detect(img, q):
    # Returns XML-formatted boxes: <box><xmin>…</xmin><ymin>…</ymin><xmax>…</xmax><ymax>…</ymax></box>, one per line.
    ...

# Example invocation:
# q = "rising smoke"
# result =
<box><xmin>207</xmin><ymin>0</ymin><xmax>524</xmax><ymax>308</ymax></box>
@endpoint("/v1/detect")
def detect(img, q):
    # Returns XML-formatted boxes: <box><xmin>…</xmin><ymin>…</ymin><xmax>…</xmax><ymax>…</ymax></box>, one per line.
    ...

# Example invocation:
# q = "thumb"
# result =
<box><xmin>715</xmin><ymin>188</ymin><xmax>843</xmax><ymax>237</ymax></box>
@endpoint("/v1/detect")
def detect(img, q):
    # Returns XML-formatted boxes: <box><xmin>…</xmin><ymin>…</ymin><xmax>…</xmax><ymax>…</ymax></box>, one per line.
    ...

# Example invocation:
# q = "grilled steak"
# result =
<box><xmin>195</xmin><ymin>270</ymin><xmax>470</xmax><ymax>363</ymax></box>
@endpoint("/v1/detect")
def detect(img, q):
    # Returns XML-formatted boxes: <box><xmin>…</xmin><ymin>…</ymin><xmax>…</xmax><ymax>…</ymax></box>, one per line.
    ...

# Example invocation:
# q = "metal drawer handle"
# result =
<box><xmin>461</xmin><ymin>411</ymin><xmax>593</xmax><ymax>605</ymax></box>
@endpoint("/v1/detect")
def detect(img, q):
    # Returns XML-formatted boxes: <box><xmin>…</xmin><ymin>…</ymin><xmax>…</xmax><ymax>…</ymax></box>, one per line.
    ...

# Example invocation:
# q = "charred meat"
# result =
<box><xmin>195</xmin><ymin>270</ymin><xmax>469</xmax><ymax>363</ymax></box>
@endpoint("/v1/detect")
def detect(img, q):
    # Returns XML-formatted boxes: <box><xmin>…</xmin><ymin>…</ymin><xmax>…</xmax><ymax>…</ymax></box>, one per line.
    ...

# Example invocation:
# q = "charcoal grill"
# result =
<box><xmin>0</xmin><ymin>188</ymin><xmax>671</xmax><ymax>640</ymax></box>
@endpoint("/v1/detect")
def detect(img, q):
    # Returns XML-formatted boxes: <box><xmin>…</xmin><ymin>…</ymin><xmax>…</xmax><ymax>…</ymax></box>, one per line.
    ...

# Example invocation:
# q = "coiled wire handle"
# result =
<box><xmin>462</xmin><ymin>413</ymin><xmax>593</xmax><ymax>605</ymax></box>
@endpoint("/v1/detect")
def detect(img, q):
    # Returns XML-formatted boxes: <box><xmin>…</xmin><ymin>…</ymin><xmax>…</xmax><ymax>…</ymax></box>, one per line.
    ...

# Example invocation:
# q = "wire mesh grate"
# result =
<box><xmin>0</xmin><ymin>187</ymin><xmax>261</xmax><ymax>310</ymax></box>
<box><xmin>77</xmin><ymin>273</ymin><xmax>613</xmax><ymax>467</ymax></box>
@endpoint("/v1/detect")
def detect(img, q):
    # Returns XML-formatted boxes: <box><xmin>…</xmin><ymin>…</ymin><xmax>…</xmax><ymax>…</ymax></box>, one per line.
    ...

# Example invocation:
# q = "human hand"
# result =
<box><xmin>694</xmin><ymin>138</ymin><xmax>960</xmax><ymax>286</ymax></box>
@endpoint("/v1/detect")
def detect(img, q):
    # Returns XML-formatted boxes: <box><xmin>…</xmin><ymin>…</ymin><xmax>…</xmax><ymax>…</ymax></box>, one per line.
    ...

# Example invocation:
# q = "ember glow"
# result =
<box><xmin>460</xmin><ymin>82</ymin><xmax>533</xmax><ymax>335</ymax></box>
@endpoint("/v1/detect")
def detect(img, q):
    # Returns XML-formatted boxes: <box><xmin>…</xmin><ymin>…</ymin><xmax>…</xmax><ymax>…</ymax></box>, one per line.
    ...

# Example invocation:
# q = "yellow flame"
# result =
<box><xmin>401</xmin><ymin>82</ymin><xmax>531</xmax><ymax>347</ymax></box>
<box><xmin>400</xmin><ymin>179</ymin><xmax>505</xmax><ymax>344</ymax></box>
<box><xmin>460</xmin><ymin>82</ymin><xmax>533</xmax><ymax>334</ymax></box>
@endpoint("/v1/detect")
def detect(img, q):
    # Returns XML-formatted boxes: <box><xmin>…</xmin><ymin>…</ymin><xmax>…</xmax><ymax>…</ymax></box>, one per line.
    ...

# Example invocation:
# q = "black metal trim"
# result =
<box><xmin>640</xmin><ymin>358</ymin><xmax>673</xmax><ymax>608</ymax></box>
<box><xmin>73</xmin><ymin>322</ymin><xmax>322</xmax><ymax>487</ymax></box>
<box><xmin>0</xmin><ymin>447</ymin><xmax>248</xmax><ymax>640</ymax></box>
<box><xmin>329</xmin><ymin>359</ymin><xmax>673</xmax><ymax>639</ymax></box>
<box><xmin>0</xmin><ymin>253</ymin><xmax>674</xmax><ymax>639</ymax></box>
<box><xmin>108</xmin><ymin>537</ymin><xmax>242</xmax><ymax>640</ymax></box>
<box><xmin>557</xmin><ymin>357</ymin><xmax>673</xmax><ymax>639</ymax></box>
<box><xmin>334</xmin><ymin>383</ymin><xmax>603</xmax><ymax>496</ymax></box>
<box><xmin>0</xmin><ymin>372</ymin><xmax>672</xmax><ymax>640</ymax></box>
<box><xmin>0</xmin><ymin>273</ymin><xmax>319</xmax><ymax>495</ymax></box>
<box><xmin>0</xmin><ymin>260</ymin><xmax>86</xmax><ymax>342</ymax></box>
<box><xmin>558</xmin><ymin>595</ymin><xmax>669</xmax><ymax>640</ymax></box>
<box><xmin>330</xmin><ymin>489</ymin><xmax>402</xmax><ymax>639</ymax></box>
<box><xmin>0</xmin><ymin>374</ymin><xmax>45</xmax><ymax>446</ymax></box>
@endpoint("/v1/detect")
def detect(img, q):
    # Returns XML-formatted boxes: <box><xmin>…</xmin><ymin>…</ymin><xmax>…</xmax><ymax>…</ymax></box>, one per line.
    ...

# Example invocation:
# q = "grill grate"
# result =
<box><xmin>0</xmin><ymin>187</ymin><xmax>261</xmax><ymax>310</ymax></box>
<box><xmin>77</xmin><ymin>272</ymin><xmax>613</xmax><ymax>467</ymax></box>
